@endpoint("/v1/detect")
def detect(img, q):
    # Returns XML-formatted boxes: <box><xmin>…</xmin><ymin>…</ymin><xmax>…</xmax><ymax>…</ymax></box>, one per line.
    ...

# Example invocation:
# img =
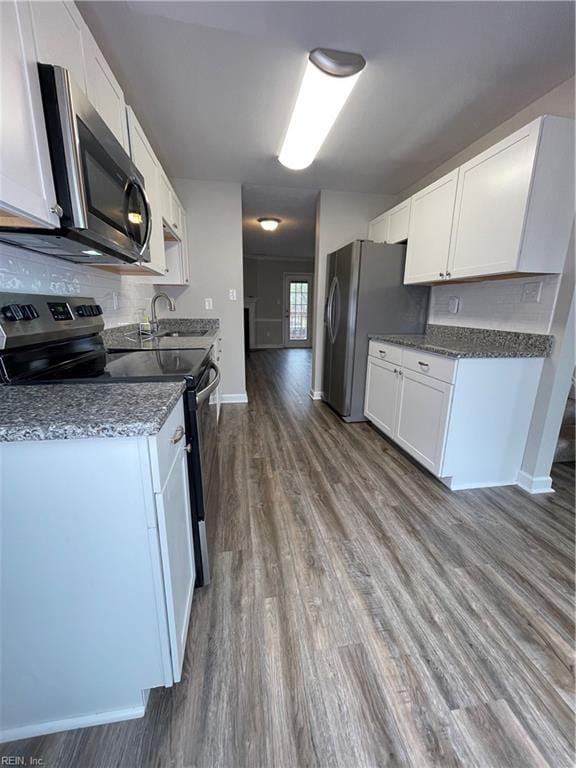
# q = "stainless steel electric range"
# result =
<box><xmin>0</xmin><ymin>292</ymin><xmax>219</xmax><ymax>587</ymax></box>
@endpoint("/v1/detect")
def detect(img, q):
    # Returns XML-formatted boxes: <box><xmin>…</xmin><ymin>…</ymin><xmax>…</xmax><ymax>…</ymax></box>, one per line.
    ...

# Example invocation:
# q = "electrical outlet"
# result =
<box><xmin>521</xmin><ymin>281</ymin><xmax>542</xmax><ymax>303</ymax></box>
<box><xmin>112</xmin><ymin>291</ymin><xmax>119</xmax><ymax>310</ymax></box>
<box><xmin>229</xmin><ymin>288</ymin><xmax>237</xmax><ymax>301</ymax></box>
<box><xmin>448</xmin><ymin>296</ymin><xmax>460</xmax><ymax>314</ymax></box>
<box><xmin>204</xmin><ymin>298</ymin><xmax>213</xmax><ymax>310</ymax></box>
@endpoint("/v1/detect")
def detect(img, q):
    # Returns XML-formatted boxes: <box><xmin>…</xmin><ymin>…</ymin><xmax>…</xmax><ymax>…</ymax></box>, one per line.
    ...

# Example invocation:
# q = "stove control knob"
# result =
<box><xmin>95</xmin><ymin>304</ymin><xmax>103</xmax><ymax>315</ymax></box>
<box><xmin>1</xmin><ymin>304</ymin><xmax>24</xmax><ymax>321</ymax></box>
<box><xmin>76</xmin><ymin>305</ymin><xmax>86</xmax><ymax>317</ymax></box>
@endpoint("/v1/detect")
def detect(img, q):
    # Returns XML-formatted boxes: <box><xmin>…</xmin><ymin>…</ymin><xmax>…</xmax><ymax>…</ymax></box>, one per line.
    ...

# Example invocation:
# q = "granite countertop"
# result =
<box><xmin>0</xmin><ymin>381</ymin><xmax>186</xmax><ymax>442</ymax></box>
<box><xmin>370</xmin><ymin>324</ymin><xmax>553</xmax><ymax>359</ymax></box>
<box><xmin>103</xmin><ymin>318</ymin><xmax>220</xmax><ymax>352</ymax></box>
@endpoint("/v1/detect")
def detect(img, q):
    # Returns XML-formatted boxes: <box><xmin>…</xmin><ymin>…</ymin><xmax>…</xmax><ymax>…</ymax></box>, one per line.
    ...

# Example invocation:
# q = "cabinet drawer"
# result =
<box><xmin>148</xmin><ymin>398</ymin><xmax>187</xmax><ymax>493</ymax></box>
<box><xmin>401</xmin><ymin>348</ymin><xmax>457</xmax><ymax>383</ymax></box>
<box><xmin>368</xmin><ymin>340</ymin><xmax>402</xmax><ymax>367</ymax></box>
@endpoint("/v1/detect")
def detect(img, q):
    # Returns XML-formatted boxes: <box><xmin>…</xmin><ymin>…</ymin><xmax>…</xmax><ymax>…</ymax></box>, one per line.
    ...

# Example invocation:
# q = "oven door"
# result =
<box><xmin>191</xmin><ymin>361</ymin><xmax>220</xmax><ymax>586</ymax></box>
<box><xmin>40</xmin><ymin>64</ymin><xmax>151</xmax><ymax>263</ymax></box>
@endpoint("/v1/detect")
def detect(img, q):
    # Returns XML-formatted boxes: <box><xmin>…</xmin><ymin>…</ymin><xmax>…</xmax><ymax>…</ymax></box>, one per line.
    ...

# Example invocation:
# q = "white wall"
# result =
<box><xmin>0</xmin><ymin>243</ymin><xmax>155</xmax><ymax>327</ymax></box>
<box><xmin>165</xmin><ymin>179</ymin><xmax>246</xmax><ymax>400</ymax></box>
<box><xmin>244</xmin><ymin>255</ymin><xmax>314</xmax><ymax>348</ymax></box>
<box><xmin>399</xmin><ymin>76</ymin><xmax>575</xmax><ymax>333</ymax></box>
<box><xmin>429</xmin><ymin>275</ymin><xmax>560</xmax><ymax>334</ymax></box>
<box><xmin>311</xmin><ymin>190</ymin><xmax>395</xmax><ymax>395</ymax></box>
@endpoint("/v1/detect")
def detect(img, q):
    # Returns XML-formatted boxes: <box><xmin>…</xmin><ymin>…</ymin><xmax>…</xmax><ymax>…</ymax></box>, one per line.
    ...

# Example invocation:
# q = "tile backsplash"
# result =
<box><xmin>0</xmin><ymin>243</ymin><xmax>156</xmax><ymax>327</ymax></box>
<box><xmin>429</xmin><ymin>274</ymin><xmax>560</xmax><ymax>334</ymax></box>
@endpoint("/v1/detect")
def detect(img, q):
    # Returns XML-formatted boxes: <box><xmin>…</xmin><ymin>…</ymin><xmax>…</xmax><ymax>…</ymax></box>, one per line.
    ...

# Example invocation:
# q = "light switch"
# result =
<box><xmin>229</xmin><ymin>289</ymin><xmax>237</xmax><ymax>301</ymax></box>
<box><xmin>204</xmin><ymin>298</ymin><xmax>213</xmax><ymax>310</ymax></box>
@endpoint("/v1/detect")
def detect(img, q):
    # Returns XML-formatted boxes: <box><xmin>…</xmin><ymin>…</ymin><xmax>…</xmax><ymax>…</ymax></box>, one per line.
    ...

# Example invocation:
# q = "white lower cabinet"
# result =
<box><xmin>364</xmin><ymin>357</ymin><xmax>398</xmax><ymax>437</ymax></box>
<box><xmin>364</xmin><ymin>341</ymin><xmax>543</xmax><ymax>490</ymax></box>
<box><xmin>395</xmin><ymin>368</ymin><xmax>452</xmax><ymax>475</ymax></box>
<box><xmin>0</xmin><ymin>398</ymin><xmax>195</xmax><ymax>743</ymax></box>
<box><xmin>154</xmin><ymin>447</ymin><xmax>195</xmax><ymax>683</ymax></box>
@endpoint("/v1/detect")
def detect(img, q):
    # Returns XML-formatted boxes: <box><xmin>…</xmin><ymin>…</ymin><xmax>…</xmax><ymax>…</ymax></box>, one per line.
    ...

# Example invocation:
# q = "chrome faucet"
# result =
<box><xmin>150</xmin><ymin>292</ymin><xmax>176</xmax><ymax>334</ymax></box>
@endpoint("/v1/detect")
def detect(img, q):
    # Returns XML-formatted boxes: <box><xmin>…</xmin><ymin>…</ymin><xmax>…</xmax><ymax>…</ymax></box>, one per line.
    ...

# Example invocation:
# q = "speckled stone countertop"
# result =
<box><xmin>0</xmin><ymin>381</ymin><xmax>186</xmax><ymax>442</ymax></box>
<box><xmin>370</xmin><ymin>324</ymin><xmax>553</xmax><ymax>359</ymax></box>
<box><xmin>102</xmin><ymin>318</ymin><xmax>220</xmax><ymax>352</ymax></box>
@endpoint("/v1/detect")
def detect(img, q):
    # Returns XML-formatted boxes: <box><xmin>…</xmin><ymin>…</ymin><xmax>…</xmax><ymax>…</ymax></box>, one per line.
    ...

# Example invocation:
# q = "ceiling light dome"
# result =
<box><xmin>279</xmin><ymin>48</ymin><xmax>366</xmax><ymax>171</ymax></box>
<box><xmin>258</xmin><ymin>217</ymin><xmax>281</xmax><ymax>231</ymax></box>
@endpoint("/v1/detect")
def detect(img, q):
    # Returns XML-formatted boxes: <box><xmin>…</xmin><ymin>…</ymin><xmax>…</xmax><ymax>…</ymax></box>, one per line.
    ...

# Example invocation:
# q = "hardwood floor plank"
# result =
<box><xmin>2</xmin><ymin>349</ymin><xmax>573</xmax><ymax>768</ymax></box>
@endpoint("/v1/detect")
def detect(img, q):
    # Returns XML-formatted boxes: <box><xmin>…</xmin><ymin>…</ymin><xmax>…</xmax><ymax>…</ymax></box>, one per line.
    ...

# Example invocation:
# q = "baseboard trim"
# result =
<box><xmin>309</xmin><ymin>390</ymin><xmax>323</xmax><ymax>401</ymax></box>
<box><xmin>444</xmin><ymin>478</ymin><xmax>517</xmax><ymax>491</ymax></box>
<box><xmin>517</xmin><ymin>470</ymin><xmax>554</xmax><ymax>495</ymax></box>
<box><xmin>221</xmin><ymin>393</ymin><xmax>248</xmax><ymax>404</ymax></box>
<box><xmin>0</xmin><ymin>703</ymin><xmax>146</xmax><ymax>743</ymax></box>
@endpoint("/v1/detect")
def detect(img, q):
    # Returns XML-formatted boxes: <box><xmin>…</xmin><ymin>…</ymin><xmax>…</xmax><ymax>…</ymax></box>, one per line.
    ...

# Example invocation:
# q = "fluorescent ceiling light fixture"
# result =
<box><xmin>258</xmin><ymin>217</ymin><xmax>281</xmax><ymax>231</ymax></box>
<box><xmin>279</xmin><ymin>48</ymin><xmax>366</xmax><ymax>171</ymax></box>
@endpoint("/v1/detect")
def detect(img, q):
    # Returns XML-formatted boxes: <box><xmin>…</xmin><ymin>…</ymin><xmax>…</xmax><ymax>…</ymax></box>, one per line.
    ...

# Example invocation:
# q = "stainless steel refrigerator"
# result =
<box><xmin>322</xmin><ymin>240</ymin><xmax>429</xmax><ymax>422</ymax></box>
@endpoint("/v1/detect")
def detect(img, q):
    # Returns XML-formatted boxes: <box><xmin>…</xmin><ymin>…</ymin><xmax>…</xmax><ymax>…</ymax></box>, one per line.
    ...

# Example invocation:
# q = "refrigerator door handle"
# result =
<box><xmin>331</xmin><ymin>277</ymin><xmax>341</xmax><ymax>342</ymax></box>
<box><xmin>325</xmin><ymin>277</ymin><xmax>337</xmax><ymax>342</ymax></box>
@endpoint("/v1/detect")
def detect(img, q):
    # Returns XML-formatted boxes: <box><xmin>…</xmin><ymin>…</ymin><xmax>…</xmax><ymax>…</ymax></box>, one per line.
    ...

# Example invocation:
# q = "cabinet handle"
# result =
<box><xmin>185</xmin><ymin>443</ymin><xmax>192</xmax><ymax>454</ymax></box>
<box><xmin>439</xmin><ymin>272</ymin><xmax>445</xmax><ymax>278</ymax></box>
<box><xmin>170</xmin><ymin>425</ymin><xmax>185</xmax><ymax>444</ymax></box>
<box><xmin>393</xmin><ymin>368</ymin><xmax>398</xmax><ymax>373</ymax></box>
<box><xmin>173</xmin><ymin>222</ymin><xmax>178</xmax><ymax>229</ymax></box>
<box><xmin>399</xmin><ymin>369</ymin><xmax>403</xmax><ymax>376</ymax></box>
<box><xmin>418</xmin><ymin>361</ymin><xmax>430</xmax><ymax>369</ymax></box>
<box><xmin>446</xmin><ymin>272</ymin><xmax>451</xmax><ymax>278</ymax></box>
<box><xmin>379</xmin><ymin>350</ymin><xmax>387</xmax><ymax>357</ymax></box>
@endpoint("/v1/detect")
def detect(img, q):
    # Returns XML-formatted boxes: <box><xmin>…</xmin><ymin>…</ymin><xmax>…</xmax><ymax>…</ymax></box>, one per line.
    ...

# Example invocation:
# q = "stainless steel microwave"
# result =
<box><xmin>0</xmin><ymin>64</ymin><xmax>151</xmax><ymax>266</ymax></box>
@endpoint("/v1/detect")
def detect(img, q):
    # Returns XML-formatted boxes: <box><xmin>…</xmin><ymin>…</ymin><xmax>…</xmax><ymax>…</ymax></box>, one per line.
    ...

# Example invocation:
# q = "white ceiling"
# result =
<box><xmin>79</xmin><ymin>1</ymin><xmax>574</xmax><ymax>195</ymax></box>
<box><xmin>242</xmin><ymin>185</ymin><xmax>318</xmax><ymax>261</ymax></box>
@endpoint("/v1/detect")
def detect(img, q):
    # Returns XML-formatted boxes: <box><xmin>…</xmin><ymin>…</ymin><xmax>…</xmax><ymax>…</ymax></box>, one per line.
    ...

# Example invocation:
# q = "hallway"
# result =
<box><xmin>4</xmin><ymin>349</ymin><xmax>574</xmax><ymax>767</ymax></box>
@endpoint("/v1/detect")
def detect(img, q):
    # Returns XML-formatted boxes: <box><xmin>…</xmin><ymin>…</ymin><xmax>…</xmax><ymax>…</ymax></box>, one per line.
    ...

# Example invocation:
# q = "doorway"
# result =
<box><xmin>283</xmin><ymin>273</ymin><xmax>313</xmax><ymax>347</ymax></box>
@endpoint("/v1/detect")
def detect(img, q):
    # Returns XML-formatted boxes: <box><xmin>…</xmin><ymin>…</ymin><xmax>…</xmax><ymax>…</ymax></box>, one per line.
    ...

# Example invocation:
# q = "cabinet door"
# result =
<box><xmin>404</xmin><ymin>169</ymin><xmax>458</xmax><ymax>284</ymax></box>
<box><xmin>30</xmin><ymin>1</ymin><xmax>86</xmax><ymax>92</ymax></box>
<box><xmin>447</xmin><ymin>121</ymin><xmax>540</xmax><ymax>280</ymax></box>
<box><xmin>155</xmin><ymin>448</ymin><xmax>195</xmax><ymax>683</ymax></box>
<box><xmin>364</xmin><ymin>357</ymin><xmax>398</xmax><ymax>437</ymax></box>
<box><xmin>395</xmin><ymin>368</ymin><xmax>452</xmax><ymax>475</ymax></box>
<box><xmin>127</xmin><ymin>108</ymin><xmax>166</xmax><ymax>275</ymax></box>
<box><xmin>387</xmin><ymin>198</ymin><xmax>411</xmax><ymax>243</ymax></box>
<box><xmin>169</xmin><ymin>194</ymin><xmax>184</xmax><ymax>238</ymax></box>
<box><xmin>0</xmin><ymin>1</ymin><xmax>59</xmax><ymax>227</ymax></box>
<box><xmin>368</xmin><ymin>211</ymin><xmax>389</xmax><ymax>243</ymax></box>
<box><xmin>159</xmin><ymin>173</ymin><xmax>172</xmax><ymax>226</ymax></box>
<box><xmin>82</xmin><ymin>30</ymin><xmax>129</xmax><ymax>150</ymax></box>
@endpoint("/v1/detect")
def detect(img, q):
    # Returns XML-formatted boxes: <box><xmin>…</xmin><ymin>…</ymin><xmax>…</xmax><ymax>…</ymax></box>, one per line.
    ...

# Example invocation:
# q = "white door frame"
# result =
<box><xmin>283</xmin><ymin>273</ymin><xmax>314</xmax><ymax>348</ymax></box>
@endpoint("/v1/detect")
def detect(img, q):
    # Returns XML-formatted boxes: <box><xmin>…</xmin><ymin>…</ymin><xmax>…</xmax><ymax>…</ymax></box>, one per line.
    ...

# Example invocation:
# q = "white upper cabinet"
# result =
<box><xmin>81</xmin><ymin>28</ymin><xmax>129</xmax><ymax>151</ymax></box>
<box><xmin>368</xmin><ymin>210</ymin><xmax>389</xmax><ymax>243</ymax></box>
<box><xmin>0</xmin><ymin>1</ymin><xmax>59</xmax><ymax>228</ymax></box>
<box><xmin>387</xmin><ymin>198</ymin><xmax>411</xmax><ymax>243</ymax></box>
<box><xmin>29</xmin><ymin>1</ymin><xmax>87</xmax><ymax>92</ymax></box>
<box><xmin>448</xmin><ymin>116</ymin><xmax>574</xmax><ymax>280</ymax></box>
<box><xmin>368</xmin><ymin>198</ymin><xmax>411</xmax><ymax>244</ymax></box>
<box><xmin>404</xmin><ymin>169</ymin><xmax>458</xmax><ymax>284</ymax></box>
<box><xmin>127</xmin><ymin>108</ymin><xmax>166</xmax><ymax>275</ymax></box>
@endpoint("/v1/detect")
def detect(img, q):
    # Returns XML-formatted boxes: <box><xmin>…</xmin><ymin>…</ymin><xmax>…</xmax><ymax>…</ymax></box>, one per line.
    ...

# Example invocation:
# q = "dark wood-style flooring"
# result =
<box><xmin>3</xmin><ymin>348</ymin><xmax>575</xmax><ymax>767</ymax></box>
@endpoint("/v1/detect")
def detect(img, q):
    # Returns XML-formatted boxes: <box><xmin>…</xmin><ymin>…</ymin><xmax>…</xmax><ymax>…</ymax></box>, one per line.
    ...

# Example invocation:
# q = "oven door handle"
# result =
<box><xmin>196</xmin><ymin>361</ymin><xmax>221</xmax><ymax>404</ymax></box>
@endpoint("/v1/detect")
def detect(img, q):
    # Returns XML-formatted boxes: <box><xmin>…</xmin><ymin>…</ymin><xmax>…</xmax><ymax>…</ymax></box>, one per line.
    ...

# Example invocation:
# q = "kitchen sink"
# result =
<box><xmin>157</xmin><ymin>330</ymin><xmax>209</xmax><ymax>338</ymax></box>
